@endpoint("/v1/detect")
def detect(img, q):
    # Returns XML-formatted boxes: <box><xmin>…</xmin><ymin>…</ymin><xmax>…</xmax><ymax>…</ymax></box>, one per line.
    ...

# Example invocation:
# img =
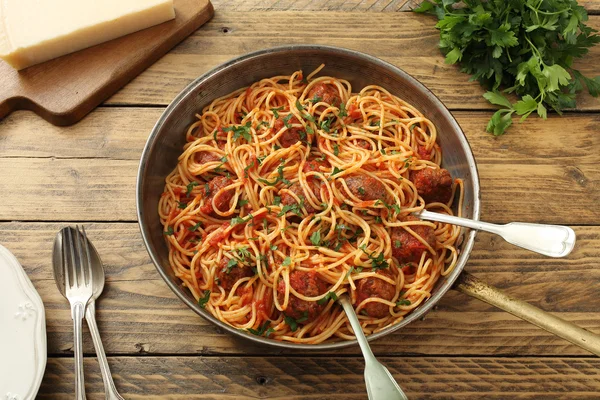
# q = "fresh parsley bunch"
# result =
<box><xmin>415</xmin><ymin>0</ymin><xmax>600</xmax><ymax>135</ymax></box>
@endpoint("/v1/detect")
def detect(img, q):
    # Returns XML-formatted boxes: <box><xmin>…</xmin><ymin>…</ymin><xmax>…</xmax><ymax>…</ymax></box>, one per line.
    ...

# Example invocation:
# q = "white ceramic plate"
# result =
<box><xmin>0</xmin><ymin>244</ymin><xmax>46</xmax><ymax>400</ymax></box>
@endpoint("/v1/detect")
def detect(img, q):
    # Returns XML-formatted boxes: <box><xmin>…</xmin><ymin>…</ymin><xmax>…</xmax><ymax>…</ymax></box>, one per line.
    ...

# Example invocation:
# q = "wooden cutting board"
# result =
<box><xmin>0</xmin><ymin>0</ymin><xmax>213</xmax><ymax>126</ymax></box>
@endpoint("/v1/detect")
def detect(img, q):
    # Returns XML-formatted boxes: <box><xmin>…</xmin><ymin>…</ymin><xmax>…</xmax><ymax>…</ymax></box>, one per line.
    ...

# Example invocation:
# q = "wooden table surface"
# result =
<box><xmin>1</xmin><ymin>1</ymin><xmax>599</xmax><ymax>398</ymax></box>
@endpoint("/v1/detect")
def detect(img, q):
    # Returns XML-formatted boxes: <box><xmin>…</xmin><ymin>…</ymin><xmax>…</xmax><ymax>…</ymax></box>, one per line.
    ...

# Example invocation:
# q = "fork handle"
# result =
<box><xmin>72</xmin><ymin>302</ymin><xmax>87</xmax><ymax>400</ymax></box>
<box><xmin>86</xmin><ymin>300</ymin><xmax>125</xmax><ymax>400</ymax></box>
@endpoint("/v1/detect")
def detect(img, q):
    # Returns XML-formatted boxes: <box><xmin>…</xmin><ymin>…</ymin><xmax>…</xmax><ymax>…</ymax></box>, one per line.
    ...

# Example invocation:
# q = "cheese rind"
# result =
<box><xmin>0</xmin><ymin>0</ymin><xmax>176</xmax><ymax>70</ymax></box>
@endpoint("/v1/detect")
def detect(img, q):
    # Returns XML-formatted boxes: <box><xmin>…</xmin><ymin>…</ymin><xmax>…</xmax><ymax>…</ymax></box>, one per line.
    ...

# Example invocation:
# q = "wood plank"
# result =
<box><xmin>3</xmin><ymin>222</ymin><xmax>600</xmax><ymax>356</ymax></box>
<box><xmin>39</xmin><ymin>356</ymin><xmax>600</xmax><ymax>399</ymax></box>
<box><xmin>105</xmin><ymin>12</ymin><xmax>600</xmax><ymax>110</ymax></box>
<box><xmin>1</xmin><ymin>109</ymin><xmax>599</xmax><ymax>224</ymax></box>
<box><xmin>210</xmin><ymin>0</ymin><xmax>600</xmax><ymax>14</ymax></box>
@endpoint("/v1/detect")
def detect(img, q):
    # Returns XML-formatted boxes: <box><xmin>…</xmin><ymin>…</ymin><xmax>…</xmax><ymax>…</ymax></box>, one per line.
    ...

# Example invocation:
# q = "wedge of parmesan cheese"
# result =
<box><xmin>0</xmin><ymin>0</ymin><xmax>175</xmax><ymax>70</ymax></box>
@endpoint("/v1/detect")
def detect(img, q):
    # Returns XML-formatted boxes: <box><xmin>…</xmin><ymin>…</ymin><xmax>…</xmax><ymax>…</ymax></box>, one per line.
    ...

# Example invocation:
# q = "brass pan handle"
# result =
<box><xmin>455</xmin><ymin>271</ymin><xmax>600</xmax><ymax>357</ymax></box>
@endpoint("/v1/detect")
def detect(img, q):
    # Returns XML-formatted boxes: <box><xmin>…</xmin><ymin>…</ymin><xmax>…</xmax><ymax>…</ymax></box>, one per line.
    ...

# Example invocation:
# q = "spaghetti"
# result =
<box><xmin>159</xmin><ymin>65</ymin><xmax>463</xmax><ymax>344</ymax></box>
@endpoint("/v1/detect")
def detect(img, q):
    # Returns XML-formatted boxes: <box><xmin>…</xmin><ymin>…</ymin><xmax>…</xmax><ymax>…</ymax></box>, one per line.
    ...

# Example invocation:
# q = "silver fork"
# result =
<box><xmin>62</xmin><ymin>226</ymin><xmax>94</xmax><ymax>400</ymax></box>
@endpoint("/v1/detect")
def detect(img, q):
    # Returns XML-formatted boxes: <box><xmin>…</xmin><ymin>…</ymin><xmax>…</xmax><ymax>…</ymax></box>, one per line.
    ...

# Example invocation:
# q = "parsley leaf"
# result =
<box><xmin>359</xmin><ymin>244</ymin><xmax>389</xmax><ymax>270</ymax></box>
<box><xmin>271</xmin><ymin>106</ymin><xmax>284</xmax><ymax>119</ymax></box>
<box><xmin>186</xmin><ymin>181</ymin><xmax>198</xmax><ymax>196</ymax></box>
<box><xmin>282</xmin><ymin>257</ymin><xmax>292</xmax><ymax>266</ymax></box>
<box><xmin>333</xmin><ymin>143</ymin><xmax>339</xmax><ymax>156</ymax></box>
<box><xmin>338</xmin><ymin>102</ymin><xmax>347</xmax><ymax>117</ymax></box>
<box><xmin>396</xmin><ymin>299</ymin><xmax>412</xmax><ymax>306</ymax></box>
<box><xmin>310</xmin><ymin>230</ymin><xmax>321</xmax><ymax>246</ymax></box>
<box><xmin>320</xmin><ymin>117</ymin><xmax>334</xmax><ymax>133</ymax></box>
<box><xmin>222</xmin><ymin>258</ymin><xmax>238</xmax><ymax>274</ymax></box>
<box><xmin>177</xmin><ymin>201</ymin><xmax>188</xmax><ymax>209</ymax></box>
<box><xmin>247</xmin><ymin>320</ymin><xmax>274</xmax><ymax>337</ymax></box>
<box><xmin>317</xmin><ymin>291</ymin><xmax>338</xmax><ymax>305</ymax></box>
<box><xmin>189</xmin><ymin>221</ymin><xmax>203</xmax><ymax>232</ymax></box>
<box><xmin>164</xmin><ymin>226</ymin><xmax>174</xmax><ymax>236</ymax></box>
<box><xmin>331</xmin><ymin>166</ymin><xmax>344</xmax><ymax>176</ymax></box>
<box><xmin>283</xmin><ymin>114</ymin><xmax>294</xmax><ymax>128</ymax></box>
<box><xmin>198</xmin><ymin>290</ymin><xmax>211</xmax><ymax>308</ymax></box>
<box><xmin>223</xmin><ymin>122</ymin><xmax>252</xmax><ymax>142</ymax></box>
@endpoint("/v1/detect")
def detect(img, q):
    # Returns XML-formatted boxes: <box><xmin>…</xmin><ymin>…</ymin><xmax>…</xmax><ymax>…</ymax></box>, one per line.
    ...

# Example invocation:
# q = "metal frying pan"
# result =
<box><xmin>136</xmin><ymin>45</ymin><xmax>600</xmax><ymax>354</ymax></box>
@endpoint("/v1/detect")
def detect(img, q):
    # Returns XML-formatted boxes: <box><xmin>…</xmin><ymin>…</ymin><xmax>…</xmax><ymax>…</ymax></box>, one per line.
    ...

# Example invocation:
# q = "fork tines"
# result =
<box><xmin>62</xmin><ymin>225</ymin><xmax>93</xmax><ymax>290</ymax></box>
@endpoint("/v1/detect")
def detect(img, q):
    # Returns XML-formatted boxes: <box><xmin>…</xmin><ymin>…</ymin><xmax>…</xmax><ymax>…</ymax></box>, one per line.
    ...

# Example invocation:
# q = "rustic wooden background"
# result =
<box><xmin>1</xmin><ymin>1</ymin><xmax>599</xmax><ymax>398</ymax></box>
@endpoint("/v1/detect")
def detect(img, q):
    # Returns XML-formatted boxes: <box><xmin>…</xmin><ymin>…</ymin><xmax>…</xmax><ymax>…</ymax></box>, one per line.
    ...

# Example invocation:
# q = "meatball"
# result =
<box><xmin>354</xmin><ymin>270</ymin><xmax>395</xmax><ymax>318</ymax></box>
<box><xmin>410</xmin><ymin>167</ymin><xmax>453</xmax><ymax>204</ymax></box>
<box><xmin>217</xmin><ymin>257</ymin><xmax>254</xmax><ymax>291</ymax></box>
<box><xmin>307</xmin><ymin>82</ymin><xmax>342</xmax><ymax>106</ymax></box>
<box><xmin>280</xmin><ymin>180</ymin><xmax>322</xmax><ymax>214</ymax></box>
<box><xmin>391</xmin><ymin>216</ymin><xmax>436</xmax><ymax>264</ymax></box>
<box><xmin>280</xmin><ymin>127</ymin><xmax>308</xmax><ymax>148</ymax></box>
<box><xmin>277</xmin><ymin>270</ymin><xmax>328</xmax><ymax>321</ymax></box>
<box><xmin>344</xmin><ymin>175</ymin><xmax>386</xmax><ymax>201</ymax></box>
<box><xmin>274</xmin><ymin>116</ymin><xmax>310</xmax><ymax>148</ymax></box>
<box><xmin>303</xmin><ymin>156</ymin><xmax>329</xmax><ymax>174</ymax></box>
<box><xmin>200</xmin><ymin>176</ymin><xmax>235</xmax><ymax>214</ymax></box>
<box><xmin>196</xmin><ymin>152</ymin><xmax>220</xmax><ymax>164</ymax></box>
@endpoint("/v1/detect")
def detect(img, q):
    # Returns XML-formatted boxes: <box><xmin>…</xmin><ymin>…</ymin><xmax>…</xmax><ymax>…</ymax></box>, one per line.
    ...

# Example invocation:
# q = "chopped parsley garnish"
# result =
<box><xmin>358</xmin><ymin>187</ymin><xmax>366</xmax><ymax>195</ymax></box>
<box><xmin>238</xmin><ymin>199</ymin><xmax>249</xmax><ymax>207</ymax></box>
<box><xmin>396</xmin><ymin>299</ymin><xmax>411</xmax><ymax>306</ymax></box>
<box><xmin>305</xmin><ymin>125</ymin><xmax>314</xmax><ymax>134</ymax></box>
<box><xmin>284</xmin><ymin>312</ymin><xmax>308</xmax><ymax>332</ymax></box>
<box><xmin>188</xmin><ymin>221</ymin><xmax>202</xmax><ymax>232</ymax></box>
<box><xmin>164</xmin><ymin>226</ymin><xmax>174</xmax><ymax>236</ymax></box>
<box><xmin>204</xmin><ymin>183</ymin><xmax>211</xmax><ymax>196</ymax></box>
<box><xmin>331</xmin><ymin>166</ymin><xmax>344</xmax><ymax>176</ymax></box>
<box><xmin>257</xmin><ymin>121</ymin><xmax>270</xmax><ymax>129</ymax></box>
<box><xmin>186</xmin><ymin>181</ymin><xmax>198</xmax><ymax>196</ymax></box>
<box><xmin>259</xmin><ymin>162</ymin><xmax>290</xmax><ymax>186</ymax></box>
<box><xmin>295</xmin><ymin>99</ymin><xmax>304</xmax><ymax>112</ymax></box>
<box><xmin>277</xmin><ymin>203</ymin><xmax>301</xmax><ymax>217</ymax></box>
<box><xmin>177</xmin><ymin>201</ymin><xmax>188</xmax><ymax>209</ymax></box>
<box><xmin>338</xmin><ymin>102</ymin><xmax>347</xmax><ymax>117</ymax></box>
<box><xmin>270</xmin><ymin>244</ymin><xmax>278</xmax><ymax>251</ymax></box>
<box><xmin>282</xmin><ymin>257</ymin><xmax>292</xmax><ymax>267</ymax></box>
<box><xmin>333</xmin><ymin>143</ymin><xmax>339</xmax><ymax>156</ymax></box>
<box><xmin>198</xmin><ymin>290</ymin><xmax>211</xmax><ymax>308</ymax></box>
<box><xmin>309</xmin><ymin>95</ymin><xmax>322</xmax><ymax>104</ymax></box>
<box><xmin>243</xmin><ymin>161</ymin><xmax>254</xmax><ymax>178</ymax></box>
<box><xmin>394</xmin><ymin>240</ymin><xmax>402</xmax><ymax>248</ymax></box>
<box><xmin>235</xmin><ymin>247</ymin><xmax>252</xmax><ymax>260</ymax></box>
<box><xmin>271</xmin><ymin>106</ymin><xmax>284</xmax><ymax>119</ymax></box>
<box><xmin>223</xmin><ymin>122</ymin><xmax>252</xmax><ymax>142</ymax></box>
<box><xmin>273</xmin><ymin>196</ymin><xmax>281</xmax><ymax>206</ymax></box>
<box><xmin>257</xmin><ymin>155</ymin><xmax>267</xmax><ymax>165</ymax></box>
<box><xmin>303</xmin><ymin>113</ymin><xmax>316</xmax><ymax>123</ymax></box>
<box><xmin>283</xmin><ymin>113</ymin><xmax>294</xmax><ymax>128</ymax></box>
<box><xmin>247</xmin><ymin>320</ymin><xmax>274</xmax><ymax>337</ymax></box>
<box><xmin>359</xmin><ymin>244</ymin><xmax>389</xmax><ymax>270</ymax></box>
<box><xmin>230</xmin><ymin>215</ymin><xmax>252</xmax><ymax>226</ymax></box>
<box><xmin>317</xmin><ymin>292</ymin><xmax>338</xmax><ymax>305</ymax></box>
<box><xmin>310</xmin><ymin>230</ymin><xmax>321</xmax><ymax>246</ymax></box>
<box><xmin>222</xmin><ymin>258</ymin><xmax>238</xmax><ymax>274</ymax></box>
<box><xmin>346</xmin><ymin>266</ymin><xmax>363</xmax><ymax>278</ymax></box>
<box><xmin>320</xmin><ymin>116</ymin><xmax>334</xmax><ymax>133</ymax></box>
